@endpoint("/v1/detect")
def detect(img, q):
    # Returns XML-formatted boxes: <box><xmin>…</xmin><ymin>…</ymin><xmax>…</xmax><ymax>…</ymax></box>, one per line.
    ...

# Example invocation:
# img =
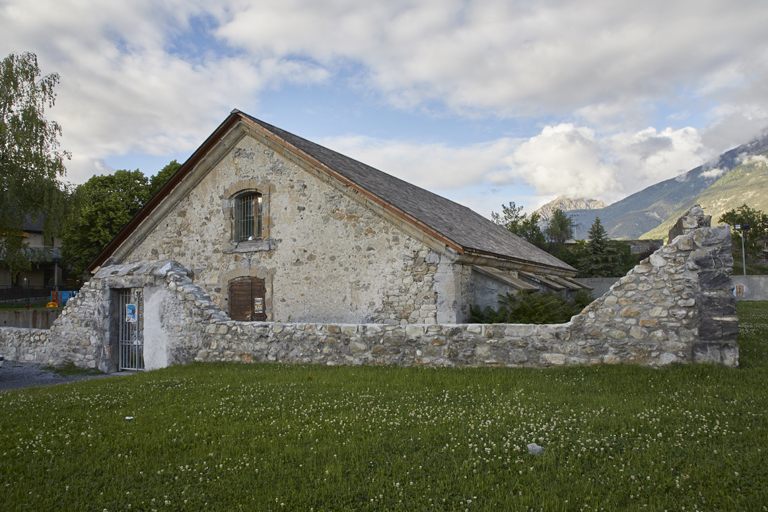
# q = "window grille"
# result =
<box><xmin>235</xmin><ymin>193</ymin><xmax>262</xmax><ymax>241</ymax></box>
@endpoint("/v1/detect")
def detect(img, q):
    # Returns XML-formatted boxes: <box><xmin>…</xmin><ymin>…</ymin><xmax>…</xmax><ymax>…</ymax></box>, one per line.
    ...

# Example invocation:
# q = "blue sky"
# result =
<box><xmin>2</xmin><ymin>0</ymin><xmax>767</xmax><ymax>218</ymax></box>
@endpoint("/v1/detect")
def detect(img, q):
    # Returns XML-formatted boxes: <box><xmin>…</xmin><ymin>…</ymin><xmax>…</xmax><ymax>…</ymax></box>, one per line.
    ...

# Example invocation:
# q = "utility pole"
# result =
<box><xmin>734</xmin><ymin>224</ymin><xmax>751</xmax><ymax>276</ymax></box>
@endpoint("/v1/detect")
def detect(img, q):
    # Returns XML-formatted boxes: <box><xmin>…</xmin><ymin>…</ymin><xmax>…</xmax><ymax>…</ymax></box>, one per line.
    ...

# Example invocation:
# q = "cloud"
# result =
<box><xmin>216</xmin><ymin>0</ymin><xmax>768</xmax><ymax>122</ymax></box>
<box><xmin>700</xmin><ymin>168</ymin><xmax>727</xmax><ymax>179</ymax></box>
<box><xmin>0</xmin><ymin>0</ymin><xmax>331</xmax><ymax>183</ymax></box>
<box><xmin>746</xmin><ymin>155</ymin><xmax>768</xmax><ymax>165</ymax></box>
<box><xmin>487</xmin><ymin>124</ymin><xmax>621</xmax><ymax>200</ymax></box>
<box><xmin>320</xmin><ymin>135</ymin><xmax>520</xmax><ymax>191</ymax></box>
<box><xmin>484</xmin><ymin>124</ymin><xmax>711</xmax><ymax>203</ymax></box>
<box><xmin>2</xmin><ymin>0</ymin><xmax>767</xmax><ymax>202</ymax></box>
<box><xmin>322</xmin><ymin>123</ymin><xmax>712</xmax><ymax>208</ymax></box>
<box><xmin>604</xmin><ymin>126</ymin><xmax>709</xmax><ymax>196</ymax></box>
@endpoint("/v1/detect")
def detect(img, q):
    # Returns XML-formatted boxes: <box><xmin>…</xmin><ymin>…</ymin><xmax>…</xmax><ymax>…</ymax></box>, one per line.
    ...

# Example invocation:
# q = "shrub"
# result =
<box><xmin>469</xmin><ymin>289</ymin><xmax>594</xmax><ymax>324</ymax></box>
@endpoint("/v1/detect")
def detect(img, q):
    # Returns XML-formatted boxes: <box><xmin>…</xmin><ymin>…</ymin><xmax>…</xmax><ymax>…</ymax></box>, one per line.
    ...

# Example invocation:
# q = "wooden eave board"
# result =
<box><xmin>518</xmin><ymin>271</ymin><xmax>567</xmax><ymax>291</ymax></box>
<box><xmin>562</xmin><ymin>276</ymin><xmax>593</xmax><ymax>290</ymax></box>
<box><xmin>472</xmin><ymin>266</ymin><xmax>539</xmax><ymax>292</ymax></box>
<box><xmin>549</xmin><ymin>275</ymin><xmax>584</xmax><ymax>290</ymax></box>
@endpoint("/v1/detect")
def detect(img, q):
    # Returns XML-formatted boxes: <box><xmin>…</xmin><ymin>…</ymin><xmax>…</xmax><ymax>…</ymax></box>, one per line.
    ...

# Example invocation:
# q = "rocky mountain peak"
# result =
<box><xmin>534</xmin><ymin>197</ymin><xmax>607</xmax><ymax>222</ymax></box>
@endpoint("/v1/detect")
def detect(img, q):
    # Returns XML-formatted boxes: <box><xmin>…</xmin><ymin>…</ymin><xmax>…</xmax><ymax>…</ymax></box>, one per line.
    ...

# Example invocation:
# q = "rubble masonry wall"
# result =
<box><xmin>0</xmin><ymin>206</ymin><xmax>738</xmax><ymax>370</ymax></box>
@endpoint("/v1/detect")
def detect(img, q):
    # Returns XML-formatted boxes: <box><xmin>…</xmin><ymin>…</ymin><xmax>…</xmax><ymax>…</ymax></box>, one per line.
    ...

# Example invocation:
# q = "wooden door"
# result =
<box><xmin>229</xmin><ymin>277</ymin><xmax>266</xmax><ymax>321</ymax></box>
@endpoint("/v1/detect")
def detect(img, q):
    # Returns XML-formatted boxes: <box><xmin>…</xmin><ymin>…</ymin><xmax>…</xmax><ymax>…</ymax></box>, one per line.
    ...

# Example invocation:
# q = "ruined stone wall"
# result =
<box><xmin>567</xmin><ymin>207</ymin><xmax>737</xmax><ymax>366</ymax></box>
<box><xmin>1</xmin><ymin>207</ymin><xmax>737</xmax><ymax>369</ymax></box>
<box><xmin>122</xmin><ymin>135</ymin><xmax>445</xmax><ymax>325</ymax></box>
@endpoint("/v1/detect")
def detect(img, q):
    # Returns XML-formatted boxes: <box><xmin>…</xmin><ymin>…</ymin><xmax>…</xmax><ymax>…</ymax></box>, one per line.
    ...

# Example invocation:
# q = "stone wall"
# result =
<box><xmin>0</xmin><ymin>327</ymin><xmax>54</xmax><ymax>364</ymax></box>
<box><xmin>0</xmin><ymin>206</ymin><xmax>738</xmax><ymax>369</ymax></box>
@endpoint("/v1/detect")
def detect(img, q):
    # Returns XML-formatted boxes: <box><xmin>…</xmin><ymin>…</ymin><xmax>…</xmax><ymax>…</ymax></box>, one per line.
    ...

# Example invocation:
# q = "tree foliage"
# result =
<box><xmin>578</xmin><ymin>217</ymin><xmax>625</xmax><ymax>277</ymax></box>
<box><xmin>148</xmin><ymin>159</ymin><xmax>181</xmax><ymax>197</ymax></box>
<box><xmin>544</xmin><ymin>208</ymin><xmax>576</xmax><ymax>247</ymax></box>
<box><xmin>719</xmin><ymin>204</ymin><xmax>768</xmax><ymax>258</ymax></box>
<box><xmin>1</xmin><ymin>52</ymin><xmax>69</xmax><ymax>277</ymax></box>
<box><xmin>61</xmin><ymin>170</ymin><xmax>151</xmax><ymax>276</ymax></box>
<box><xmin>60</xmin><ymin>161</ymin><xmax>183</xmax><ymax>276</ymax></box>
<box><xmin>491</xmin><ymin>201</ymin><xmax>546</xmax><ymax>247</ymax></box>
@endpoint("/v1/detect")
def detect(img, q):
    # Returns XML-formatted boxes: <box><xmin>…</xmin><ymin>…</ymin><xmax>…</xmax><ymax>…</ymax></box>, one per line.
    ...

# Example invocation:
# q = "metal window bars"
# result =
<box><xmin>235</xmin><ymin>193</ymin><xmax>262</xmax><ymax>241</ymax></box>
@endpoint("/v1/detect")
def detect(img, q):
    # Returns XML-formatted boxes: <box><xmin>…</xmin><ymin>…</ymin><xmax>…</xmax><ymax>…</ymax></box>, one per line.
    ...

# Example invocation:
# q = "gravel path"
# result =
<box><xmin>0</xmin><ymin>361</ymin><xmax>132</xmax><ymax>392</ymax></box>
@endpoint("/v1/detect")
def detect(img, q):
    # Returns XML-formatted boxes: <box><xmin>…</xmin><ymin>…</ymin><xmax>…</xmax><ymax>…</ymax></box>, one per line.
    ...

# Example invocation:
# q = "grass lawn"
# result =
<box><xmin>2</xmin><ymin>304</ymin><xmax>767</xmax><ymax>511</ymax></box>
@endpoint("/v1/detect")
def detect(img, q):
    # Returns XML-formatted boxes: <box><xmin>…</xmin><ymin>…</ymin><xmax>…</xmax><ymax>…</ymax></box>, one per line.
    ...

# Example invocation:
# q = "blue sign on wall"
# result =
<box><xmin>125</xmin><ymin>304</ymin><xmax>137</xmax><ymax>323</ymax></box>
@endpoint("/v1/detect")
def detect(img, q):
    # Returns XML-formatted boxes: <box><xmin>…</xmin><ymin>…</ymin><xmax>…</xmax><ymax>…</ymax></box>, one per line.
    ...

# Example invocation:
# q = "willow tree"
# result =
<box><xmin>1</xmin><ymin>52</ymin><xmax>69</xmax><ymax>277</ymax></box>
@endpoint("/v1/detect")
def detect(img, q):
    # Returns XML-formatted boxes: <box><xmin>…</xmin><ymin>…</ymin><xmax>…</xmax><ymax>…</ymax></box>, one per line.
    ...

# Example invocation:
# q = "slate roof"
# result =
<box><xmin>22</xmin><ymin>215</ymin><xmax>44</xmax><ymax>232</ymax></box>
<box><xmin>240</xmin><ymin>112</ymin><xmax>575</xmax><ymax>273</ymax></box>
<box><xmin>87</xmin><ymin>110</ymin><xmax>575</xmax><ymax>274</ymax></box>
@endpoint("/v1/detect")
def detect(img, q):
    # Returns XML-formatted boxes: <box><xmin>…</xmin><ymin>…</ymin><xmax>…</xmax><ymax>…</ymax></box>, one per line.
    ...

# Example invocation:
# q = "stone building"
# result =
<box><xmin>88</xmin><ymin>110</ymin><xmax>579</xmax><ymax>326</ymax></box>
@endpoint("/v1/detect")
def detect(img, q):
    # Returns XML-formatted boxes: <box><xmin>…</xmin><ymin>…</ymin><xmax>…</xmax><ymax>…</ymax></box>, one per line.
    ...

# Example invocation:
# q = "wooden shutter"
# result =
<box><xmin>229</xmin><ymin>277</ymin><xmax>267</xmax><ymax>321</ymax></box>
<box><xmin>229</xmin><ymin>278</ymin><xmax>252</xmax><ymax>321</ymax></box>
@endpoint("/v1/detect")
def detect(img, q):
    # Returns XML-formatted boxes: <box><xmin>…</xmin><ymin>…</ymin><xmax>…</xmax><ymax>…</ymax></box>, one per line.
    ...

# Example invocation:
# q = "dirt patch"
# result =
<box><xmin>0</xmin><ymin>361</ymin><xmax>131</xmax><ymax>392</ymax></box>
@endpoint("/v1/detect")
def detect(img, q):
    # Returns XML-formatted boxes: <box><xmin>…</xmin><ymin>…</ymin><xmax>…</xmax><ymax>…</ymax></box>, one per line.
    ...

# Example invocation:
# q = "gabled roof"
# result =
<box><xmin>87</xmin><ymin>110</ymin><xmax>575</xmax><ymax>274</ymax></box>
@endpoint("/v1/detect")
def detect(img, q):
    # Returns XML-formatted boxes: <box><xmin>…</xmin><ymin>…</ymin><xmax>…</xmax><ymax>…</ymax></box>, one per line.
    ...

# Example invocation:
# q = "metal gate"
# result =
<box><xmin>118</xmin><ymin>289</ymin><xmax>144</xmax><ymax>371</ymax></box>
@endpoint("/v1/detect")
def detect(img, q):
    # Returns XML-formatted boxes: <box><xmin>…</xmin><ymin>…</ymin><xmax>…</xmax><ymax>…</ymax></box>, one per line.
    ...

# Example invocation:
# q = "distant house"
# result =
<box><xmin>0</xmin><ymin>216</ymin><xmax>64</xmax><ymax>288</ymax></box>
<box><xmin>87</xmin><ymin>110</ymin><xmax>583</xmax><ymax>324</ymax></box>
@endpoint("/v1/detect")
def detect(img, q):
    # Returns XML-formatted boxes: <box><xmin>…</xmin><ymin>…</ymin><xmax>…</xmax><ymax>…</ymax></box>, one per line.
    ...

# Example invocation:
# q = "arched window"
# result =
<box><xmin>234</xmin><ymin>192</ymin><xmax>262</xmax><ymax>241</ymax></box>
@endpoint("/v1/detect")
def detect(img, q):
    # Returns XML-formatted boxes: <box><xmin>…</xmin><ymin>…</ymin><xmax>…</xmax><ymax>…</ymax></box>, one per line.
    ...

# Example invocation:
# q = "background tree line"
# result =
<box><xmin>492</xmin><ymin>202</ymin><xmax>640</xmax><ymax>277</ymax></box>
<box><xmin>493</xmin><ymin>201</ymin><xmax>768</xmax><ymax>278</ymax></box>
<box><xmin>61</xmin><ymin>161</ymin><xmax>180</xmax><ymax>276</ymax></box>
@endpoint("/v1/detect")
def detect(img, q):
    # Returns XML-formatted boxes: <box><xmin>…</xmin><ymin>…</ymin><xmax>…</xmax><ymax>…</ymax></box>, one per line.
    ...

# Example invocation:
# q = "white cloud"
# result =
<box><xmin>216</xmin><ymin>0</ymin><xmax>768</xmax><ymax>123</ymax></box>
<box><xmin>604</xmin><ymin>126</ymin><xmax>710</xmax><ymax>197</ymax></box>
<box><xmin>746</xmin><ymin>155</ymin><xmax>768</xmax><ymax>165</ymax></box>
<box><xmin>487</xmin><ymin>124</ymin><xmax>621</xmax><ymax>200</ymax></box>
<box><xmin>482</xmin><ymin>124</ymin><xmax>712</xmax><ymax>203</ymax></box>
<box><xmin>320</xmin><ymin>123</ymin><xmax>713</xmax><ymax>209</ymax></box>
<box><xmin>320</xmin><ymin>135</ymin><xmax>520</xmax><ymax>191</ymax></box>
<box><xmin>0</xmin><ymin>0</ymin><xmax>331</xmax><ymax>183</ymax></box>
<box><xmin>700</xmin><ymin>168</ymin><xmax>727</xmax><ymax>179</ymax></box>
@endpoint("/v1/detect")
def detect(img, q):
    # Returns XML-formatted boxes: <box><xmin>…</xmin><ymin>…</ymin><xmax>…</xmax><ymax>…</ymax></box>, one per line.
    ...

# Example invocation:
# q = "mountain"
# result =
<box><xmin>534</xmin><ymin>197</ymin><xmax>607</xmax><ymax>222</ymax></box>
<box><xmin>641</xmin><ymin>152</ymin><xmax>768</xmax><ymax>240</ymax></box>
<box><xmin>565</xmin><ymin>132</ymin><xmax>768</xmax><ymax>240</ymax></box>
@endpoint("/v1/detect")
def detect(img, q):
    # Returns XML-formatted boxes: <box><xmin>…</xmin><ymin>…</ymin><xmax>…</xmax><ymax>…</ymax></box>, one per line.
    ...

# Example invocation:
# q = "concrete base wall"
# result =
<box><xmin>731</xmin><ymin>275</ymin><xmax>768</xmax><ymax>301</ymax></box>
<box><xmin>0</xmin><ymin>310</ymin><xmax>61</xmax><ymax>329</ymax></box>
<box><xmin>573</xmin><ymin>278</ymin><xmax>621</xmax><ymax>299</ymax></box>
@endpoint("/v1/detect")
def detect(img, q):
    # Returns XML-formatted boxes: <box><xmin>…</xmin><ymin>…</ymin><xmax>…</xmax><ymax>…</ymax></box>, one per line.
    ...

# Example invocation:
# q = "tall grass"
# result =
<box><xmin>2</xmin><ymin>303</ymin><xmax>767</xmax><ymax>511</ymax></box>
